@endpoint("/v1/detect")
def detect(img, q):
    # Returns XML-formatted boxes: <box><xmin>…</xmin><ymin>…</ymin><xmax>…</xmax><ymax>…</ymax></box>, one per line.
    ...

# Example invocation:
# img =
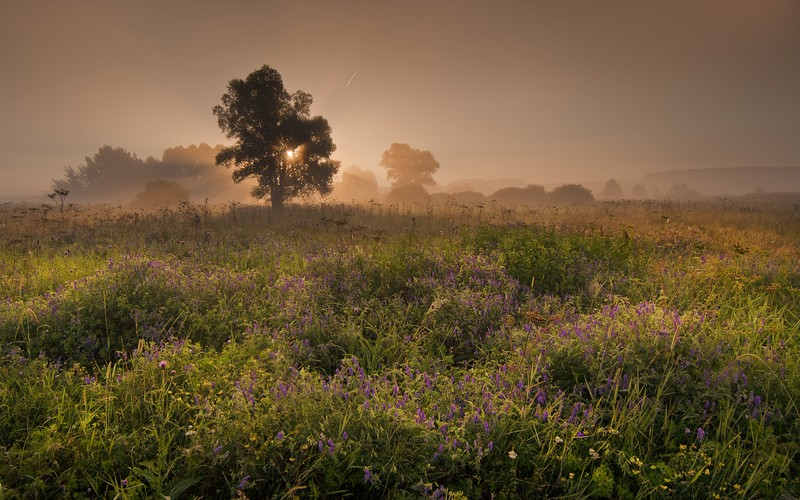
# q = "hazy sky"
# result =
<box><xmin>2</xmin><ymin>0</ymin><xmax>799</xmax><ymax>197</ymax></box>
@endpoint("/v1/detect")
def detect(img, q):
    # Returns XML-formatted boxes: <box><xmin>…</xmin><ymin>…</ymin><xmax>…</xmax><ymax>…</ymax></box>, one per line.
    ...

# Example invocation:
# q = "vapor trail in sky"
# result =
<box><xmin>346</xmin><ymin>51</ymin><xmax>371</xmax><ymax>88</ymax></box>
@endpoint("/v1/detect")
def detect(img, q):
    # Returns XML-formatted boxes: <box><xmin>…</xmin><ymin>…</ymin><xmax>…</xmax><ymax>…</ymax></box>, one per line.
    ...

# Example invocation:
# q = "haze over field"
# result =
<box><xmin>2</xmin><ymin>1</ymin><xmax>799</xmax><ymax>201</ymax></box>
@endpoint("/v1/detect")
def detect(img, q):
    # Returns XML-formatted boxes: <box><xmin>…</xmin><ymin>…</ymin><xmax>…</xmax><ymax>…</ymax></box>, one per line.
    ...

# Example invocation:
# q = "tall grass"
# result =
<box><xmin>1</xmin><ymin>197</ymin><xmax>798</xmax><ymax>497</ymax></box>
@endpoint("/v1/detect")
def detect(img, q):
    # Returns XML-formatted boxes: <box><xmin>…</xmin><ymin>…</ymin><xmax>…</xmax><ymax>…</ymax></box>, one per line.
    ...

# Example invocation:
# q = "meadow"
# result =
<box><xmin>1</xmin><ymin>196</ymin><xmax>798</xmax><ymax>498</ymax></box>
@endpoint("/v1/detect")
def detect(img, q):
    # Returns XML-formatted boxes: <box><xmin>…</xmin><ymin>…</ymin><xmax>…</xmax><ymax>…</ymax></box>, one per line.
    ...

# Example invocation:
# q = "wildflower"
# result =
<box><xmin>276</xmin><ymin>431</ymin><xmax>284</xmax><ymax>440</ymax></box>
<box><xmin>589</xmin><ymin>448</ymin><xmax>600</xmax><ymax>460</ymax></box>
<box><xmin>555</xmin><ymin>436</ymin><xmax>563</xmax><ymax>444</ymax></box>
<box><xmin>121</xmin><ymin>479</ymin><xmax>128</xmax><ymax>487</ymax></box>
<box><xmin>237</xmin><ymin>475</ymin><xmax>250</xmax><ymax>490</ymax></box>
<box><xmin>487</xmin><ymin>441</ymin><xmax>493</xmax><ymax>450</ymax></box>
<box><xmin>363</xmin><ymin>467</ymin><xmax>373</xmax><ymax>484</ymax></box>
<box><xmin>508</xmin><ymin>450</ymin><xmax>517</xmax><ymax>459</ymax></box>
<box><xmin>213</xmin><ymin>445</ymin><xmax>223</xmax><ymax>453</ymax></box>
<box><xmin>696</xmin><ymin>427</ymin><xmax>706</xmax><ymax>442</ymax></box>
<box><xmin>159</xmin><ymin>360</ymin><xmax>167</xmax><ymax>369</ymax></box>
<box><xmin>342</xmin><ymin>431</ymin><xmax>348</xmax><ymax>440</ymax></box>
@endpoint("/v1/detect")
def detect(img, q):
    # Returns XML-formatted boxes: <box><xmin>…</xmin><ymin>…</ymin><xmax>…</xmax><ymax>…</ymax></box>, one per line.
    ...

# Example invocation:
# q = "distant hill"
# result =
<box><xmin>643</xmin><ymin>167</ymin><xmax>800</xmax><ymax>196</ymax></box>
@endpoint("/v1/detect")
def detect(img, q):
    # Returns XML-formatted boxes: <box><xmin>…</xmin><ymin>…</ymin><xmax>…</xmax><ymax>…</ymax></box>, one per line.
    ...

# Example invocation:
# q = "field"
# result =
<box><xmin>1</xmin><ymin>197</ymin><xmax>799</xmax><ymax>498</ymax></box>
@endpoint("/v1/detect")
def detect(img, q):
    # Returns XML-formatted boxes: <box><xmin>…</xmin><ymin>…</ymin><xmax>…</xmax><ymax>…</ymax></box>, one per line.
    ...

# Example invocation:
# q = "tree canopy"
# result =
<box><xmin>379</xmin><ymin>143</ymin><xmax>440</xmax><ymax>187</ymax></box>
<box><xmin>52</xmin><ymin>146</ymin><xmax>148</xmax><ymax>203</ymax></box>
<box><xmin>51</xmin><ymin>144</ymin><xmax>252</xmax><ymax>204</ymax></box>
<box><xmin>213</xmin><ymin>65</ymin><xmax>339</xmax><ymax>208</ymax></box>
<box><xmin>600</xmin><ymin>178</ymin><xmax>624</xmax><ymax>200</ymax></box>
<box><xmin>549</xmin><ymin>184</ymin><xmax>595</xmax><ymax>204</ymax></box>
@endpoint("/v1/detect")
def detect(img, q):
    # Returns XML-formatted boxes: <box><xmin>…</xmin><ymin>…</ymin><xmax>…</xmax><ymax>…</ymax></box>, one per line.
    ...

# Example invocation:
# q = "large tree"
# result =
<box><xmin>380</xmin><ymin>143</ymin><xmax>439</xmax><ymax>187</ymax></box>
<box><xmin>213</xmin><ymin>65</ymin><xmax>339</xmax><ymax>208</ymax></box>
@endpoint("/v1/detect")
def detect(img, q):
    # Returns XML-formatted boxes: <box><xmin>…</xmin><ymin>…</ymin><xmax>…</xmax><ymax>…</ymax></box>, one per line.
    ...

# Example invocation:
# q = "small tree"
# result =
<box><xmin>490</xmin><ymin>184</ymin><xmax>547</xmax><ymax>205</ymax></box>
<box><xmin>213</xmin><ymin>65</ymin><xmax>340</xmax><ymax>208</ymax></box>
<box><xmin>47</xmin><ymin>189</ymin><xmax>70</xmax><ymax>222</ymax></box>
<box><xmin>600</xmin><ymin>178</ymin><xmax>624</xmax><ymax>200</ymax></box>
<box><xmin>52</xmin><ymin>146</ymin><xmax>146</xmax><ymax>202</ymax></box>
<box><xmin>549</xmin><ymin>184</ymin><xmax>595</xmax><ymax>205</ymax></box>
<box><xmin>380</xmin><ymin>143</ymin><xmax>440</xmax><ymax>187</ymax></box>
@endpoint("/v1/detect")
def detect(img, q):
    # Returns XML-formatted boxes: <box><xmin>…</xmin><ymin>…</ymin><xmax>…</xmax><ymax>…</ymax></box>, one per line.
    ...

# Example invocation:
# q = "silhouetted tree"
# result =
<box><xmin>380</xmin><ymin>143</ymin><xmax>439</xmax><ymax>187</ymax></box>
<box><xmin>600</xmin><ymin>178</ymin><xmax>624</xmax><ymax>200</ymax></box>
<box><xmin>549</xmin><ymin>184</ymin><xmax>595</xmax><ymax>204</ymax></box>
<box><xmin>213</xmin><ymin>65</ymin><xmax>340</xmax><ymax>208</ymax></box>
<box><xmin>52</xmin><ymin>146</ymin><xmax>147</xmax><ymax>202</ymax></box>
<box><xmin>51</xmin><ymin>143</ymin><xmax>256</xmax><ymax>204</ymax></box>
<box><xmin>47</xmin><ymin>189</ymin><xmax>70</xmax><ymax>222</ymax></box>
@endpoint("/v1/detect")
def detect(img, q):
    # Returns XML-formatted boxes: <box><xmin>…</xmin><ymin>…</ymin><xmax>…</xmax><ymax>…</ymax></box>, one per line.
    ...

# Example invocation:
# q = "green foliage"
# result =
<box><xmin>464</xmin><ymin>224</ymin><xmax>640</xmax><ymax>300</ymax></box>
<box><xmin>213</xmin><ymin>65</ymin><xmax>340</xmax><ymax>208</ymax></box>
<box><xmin>0</xmin><ymin>199</ymin><xmax>798</xmax><ymax>497</ymax></box>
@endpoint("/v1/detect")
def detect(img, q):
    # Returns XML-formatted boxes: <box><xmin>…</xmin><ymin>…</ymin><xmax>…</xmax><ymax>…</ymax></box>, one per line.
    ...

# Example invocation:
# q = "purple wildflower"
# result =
<box><xmin>276</xmin><ymin>431</ymin><xmax>284</xmax><ymax>440</ymax></box>
<box><xmin>696</xmin><ymin>427</ymin><xmax>706</xmax><ymax>442</ymax></box>
<box><xmin>535</xmin><ymin>388</ymin><xmax>547</xmax><ymax>405</ymax></box>
<box><xmin>363</xmin><ymin>467</ymin><xmax>373</xmax><ymax>484</ymax></box>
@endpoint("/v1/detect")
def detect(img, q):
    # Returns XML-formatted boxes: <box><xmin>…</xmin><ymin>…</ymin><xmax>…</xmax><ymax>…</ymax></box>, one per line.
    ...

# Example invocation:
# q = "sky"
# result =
<box><xmin>2</xmin><ymin>0</ymin><xmax>799</xmax><ymax>199</ymax></box>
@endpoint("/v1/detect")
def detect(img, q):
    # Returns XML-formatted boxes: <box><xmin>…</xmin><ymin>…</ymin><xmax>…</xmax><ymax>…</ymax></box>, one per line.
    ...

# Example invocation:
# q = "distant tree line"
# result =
<box><xmin>329</xmin><ymin>143</ymin><xmax>597</xmax><ymax>206</ymax></box>
<box><xmin>51</xmin><ymin>144</ymin><xmax>254</xmax><ymax>205</ymax></box>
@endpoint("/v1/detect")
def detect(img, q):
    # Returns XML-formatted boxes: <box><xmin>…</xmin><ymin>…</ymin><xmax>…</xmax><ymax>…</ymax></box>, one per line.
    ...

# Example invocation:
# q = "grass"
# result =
<box><xmin>0</xmin><ymin>196</ymin><xmax>799</xmax><ymax>498</ymax></box>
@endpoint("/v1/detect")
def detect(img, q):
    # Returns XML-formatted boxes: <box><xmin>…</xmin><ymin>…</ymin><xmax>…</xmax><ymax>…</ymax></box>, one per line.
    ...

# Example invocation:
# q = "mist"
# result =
<box><xmin>47</xmin><ymin>144</ymin><xmax>256</xmax><ymax>208</ymax></box>
<box><xmin>4</xmin><ymin>2</ymin><xmax>800</xmax><ymax>201</ymax></box>
<box><xmin>2</xmin><ymin>2</ymin><xmax>799</xmax><ymax>203</ymax></box>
